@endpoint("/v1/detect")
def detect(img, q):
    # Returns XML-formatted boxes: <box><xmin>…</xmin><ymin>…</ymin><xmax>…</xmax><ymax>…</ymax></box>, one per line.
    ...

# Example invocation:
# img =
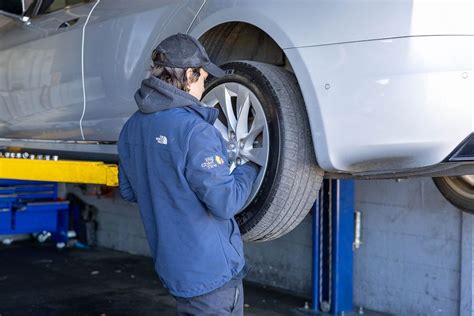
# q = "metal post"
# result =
<box><xmin>311</xmin><ymin>196</ymin><xmax>321</xmax><ymax>311</ymax></box>
<box><xmin>298</xmin><ymin>179</ymin><xmax>354</xmax><ymax>315</ymax></box>
<box><xmin>330</xmin><ymin>179</ymin><xmax>354</xmax><ymax>313</ymax></box>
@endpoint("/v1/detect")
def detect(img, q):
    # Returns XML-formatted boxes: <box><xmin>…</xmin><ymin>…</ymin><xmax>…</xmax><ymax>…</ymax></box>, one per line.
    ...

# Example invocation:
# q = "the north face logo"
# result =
<box><xmin>156</xmin><ymin>135</ymin><xmax>167</xmax><ymax>145</ymax></box>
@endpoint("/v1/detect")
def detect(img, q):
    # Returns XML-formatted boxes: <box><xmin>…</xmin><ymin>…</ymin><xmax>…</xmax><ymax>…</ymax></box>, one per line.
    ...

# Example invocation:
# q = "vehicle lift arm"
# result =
<box><xmin>0</xmin><ymin>157</ymin><xmax>118</xmax><ymax>186</ymax></box>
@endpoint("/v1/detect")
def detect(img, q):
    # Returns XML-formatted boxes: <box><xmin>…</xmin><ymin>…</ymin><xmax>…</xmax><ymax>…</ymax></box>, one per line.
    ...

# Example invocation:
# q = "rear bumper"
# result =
<box><xmin>286</xmin><ymin>35</ymin><xmax>474</xmax><ymax>175</ymax></box>
<box><xmin>446</xmin><ymin>133</ymin><xmax>474</xmax><ymax>162</ymax></box>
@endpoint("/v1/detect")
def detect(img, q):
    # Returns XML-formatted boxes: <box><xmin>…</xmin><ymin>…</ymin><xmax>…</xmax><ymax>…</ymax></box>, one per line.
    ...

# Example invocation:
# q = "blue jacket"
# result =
<box><xmin>117</xmin><ymin>76</ymin><xmax>258</xmax><ymax>298</ymax></box>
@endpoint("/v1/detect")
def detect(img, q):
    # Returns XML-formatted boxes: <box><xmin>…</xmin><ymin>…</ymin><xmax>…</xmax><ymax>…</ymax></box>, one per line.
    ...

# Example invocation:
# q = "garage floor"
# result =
<box><xmin>0</xmin><ymin>241</ymin><xmax>307</xmax><ymax>316</ymax></box>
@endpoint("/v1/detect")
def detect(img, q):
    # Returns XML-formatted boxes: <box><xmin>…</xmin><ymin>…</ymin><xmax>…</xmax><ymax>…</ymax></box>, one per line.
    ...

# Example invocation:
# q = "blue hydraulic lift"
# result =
<box><xmin>300</xmin><ymin>179</ymin><xmax>355</xmax><ymax>315</ymax></box>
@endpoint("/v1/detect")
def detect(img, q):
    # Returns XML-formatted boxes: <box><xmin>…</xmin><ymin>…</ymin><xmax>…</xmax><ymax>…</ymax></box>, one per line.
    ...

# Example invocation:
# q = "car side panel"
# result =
<box><xmin>81</xmin><ymin>0</ymin><xmax>204</xmax><ymax>141</ymax></box>
<box><xmin>0</xmin><ymin>4</ymin><xmax>97</xmax><ymax>140</ymax></box>
<box><xmin>285</xmin><ymin>35</ymin><xmax>473</xmax><ymax>173</ymax></box>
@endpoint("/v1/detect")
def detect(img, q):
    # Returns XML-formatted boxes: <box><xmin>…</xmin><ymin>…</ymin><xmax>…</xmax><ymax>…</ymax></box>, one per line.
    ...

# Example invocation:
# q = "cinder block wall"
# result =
<box><xmin>354</xmin><ymin>178</ymin><xmax>462</xmax><ymax>315</ymax></box>
<box><xmin>243</xmin><ymin>217</ymin><xmax>312</xmax><ymax>296</ymax></box>
<box><xmin>68</xmin><ymin>177</ymin><xmax>464</xmax><ymax>314</ymax></box>
<box><xmin>67</xmin><ymin>187</ymin><xmax>151</xmax><ymax>257</ymax></box>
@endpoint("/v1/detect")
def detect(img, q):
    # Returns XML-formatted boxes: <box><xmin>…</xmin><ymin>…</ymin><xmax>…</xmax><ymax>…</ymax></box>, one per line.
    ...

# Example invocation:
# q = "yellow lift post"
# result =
<box><xmin>0</xmin><ymin>157</ymin><xmax>118</xmax><ymax>186</ymax></box>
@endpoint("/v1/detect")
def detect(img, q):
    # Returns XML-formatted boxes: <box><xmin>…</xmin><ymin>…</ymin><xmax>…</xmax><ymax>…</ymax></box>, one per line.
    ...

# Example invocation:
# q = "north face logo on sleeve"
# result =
<box><xmin>156</xmin><ymin>135</ymin><xmax>168</xmax><ymax>145</ymax></box>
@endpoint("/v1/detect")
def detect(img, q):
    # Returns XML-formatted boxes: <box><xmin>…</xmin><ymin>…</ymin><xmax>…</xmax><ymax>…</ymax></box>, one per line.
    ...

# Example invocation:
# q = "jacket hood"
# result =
<box><xmin>134</xmin><ymin>75</ymin><xmax>218</xmax><ymax>124</ymax></box>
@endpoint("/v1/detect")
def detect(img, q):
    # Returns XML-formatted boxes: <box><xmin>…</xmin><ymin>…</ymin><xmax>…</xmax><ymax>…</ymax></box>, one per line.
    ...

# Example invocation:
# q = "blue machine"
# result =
<box><xmin>0</xmin><ymin>179</ymin><xmax>69</xmax><ymax>245</ymax></box>
<box><xmin>301</xmin><ymin>179</ymin><xmax>355</xmax><ymax>315</ymax></box>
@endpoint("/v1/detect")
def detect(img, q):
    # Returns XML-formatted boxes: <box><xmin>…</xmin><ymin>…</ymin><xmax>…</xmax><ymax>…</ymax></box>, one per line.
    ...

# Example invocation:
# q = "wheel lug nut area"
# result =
<box><xmin>227</xmin><ymin>139</ymin><xmax>240</xmax><ymax>164</ymax></box>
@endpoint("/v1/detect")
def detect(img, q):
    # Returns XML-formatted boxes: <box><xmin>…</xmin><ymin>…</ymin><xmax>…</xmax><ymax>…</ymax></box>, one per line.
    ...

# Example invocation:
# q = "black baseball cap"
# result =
<box><xmin>152</xmin><ymin>33</ymin><xmax>225</xmax><ymax>78</ymax></box>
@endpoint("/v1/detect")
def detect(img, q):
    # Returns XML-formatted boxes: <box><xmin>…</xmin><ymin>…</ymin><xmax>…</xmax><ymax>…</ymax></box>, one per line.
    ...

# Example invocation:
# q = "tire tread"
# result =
<box><xmin>229</xmin><ymin>61</ymin><xmax>324</xmax><ymax>242</ymax></box>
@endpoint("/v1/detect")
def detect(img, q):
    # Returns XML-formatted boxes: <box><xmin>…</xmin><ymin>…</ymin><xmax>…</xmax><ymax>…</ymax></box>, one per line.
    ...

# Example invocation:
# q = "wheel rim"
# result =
<box><xmin>444</xmin><ymin>175</ymin><xmax>474</xmax><ymax>200</ymax></box>
<box><xmin>202</xmin><ymin>82</ymin><xmax>270</xmax><ymax>209</ymax></box>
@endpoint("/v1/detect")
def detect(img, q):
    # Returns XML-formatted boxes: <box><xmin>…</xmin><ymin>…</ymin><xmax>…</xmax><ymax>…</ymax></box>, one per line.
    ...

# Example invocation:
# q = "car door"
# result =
<box><xmin>80</xmin><ymin>0</ymin><xmax>205</xmax><ymax>142</ymax></box>
<box><xmin>0</xmin><ymin>0</ymin><xmax>98</xmax><ymax>141</ymax></box>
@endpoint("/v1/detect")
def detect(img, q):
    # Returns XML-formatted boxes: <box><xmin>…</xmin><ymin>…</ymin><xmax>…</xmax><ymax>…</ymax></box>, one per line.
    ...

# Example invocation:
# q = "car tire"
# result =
<box><xmin>203</xmin><ymin>61</ymin><xmax>324</xmax><ymax>242</ymax></box>
<box><xmin>433</xmin><ymin>176</ymin><xmax>474</xmax><ymax>213</ymax></box>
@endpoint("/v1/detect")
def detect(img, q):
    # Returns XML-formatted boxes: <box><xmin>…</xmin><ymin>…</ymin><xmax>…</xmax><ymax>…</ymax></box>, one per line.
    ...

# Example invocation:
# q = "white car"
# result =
<box><xmin>0</xmin><ymin>0</ymin><xmax>473</xmax><ymax>241</ymax></box>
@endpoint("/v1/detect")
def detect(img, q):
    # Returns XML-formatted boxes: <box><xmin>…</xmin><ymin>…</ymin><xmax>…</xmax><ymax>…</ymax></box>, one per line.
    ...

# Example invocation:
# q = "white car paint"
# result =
<box><xmin>286</xmin><ymin>35</ymin><xmax>473</xmax><ymax>173</ymax></box>
<box><xmin>190</xmin><ymin>0</ymin><xmax>474</xmax><ymax>174</ymax></box>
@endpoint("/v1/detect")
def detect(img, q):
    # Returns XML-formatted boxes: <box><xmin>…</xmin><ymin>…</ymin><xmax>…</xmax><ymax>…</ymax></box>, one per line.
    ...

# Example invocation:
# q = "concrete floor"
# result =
<box><xmin>0</xmin><ymin>240</ymin><xmax>308</xmax><ymax>316</ymax></box>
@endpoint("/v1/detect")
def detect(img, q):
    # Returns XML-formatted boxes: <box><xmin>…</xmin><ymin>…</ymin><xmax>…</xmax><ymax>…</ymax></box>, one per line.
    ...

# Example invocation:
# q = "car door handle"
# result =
<box><xmin>58</xmin><ymin>18</ymin><xmax>80</xmax><ymax>29</ymax></box>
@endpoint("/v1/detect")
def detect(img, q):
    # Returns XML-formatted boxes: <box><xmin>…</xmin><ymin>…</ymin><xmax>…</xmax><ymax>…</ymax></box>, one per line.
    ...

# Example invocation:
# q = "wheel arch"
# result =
<box><xmin>189</xmin><ymin>20</ymin><xmax>327</xmax><ymax>169</ymax></box>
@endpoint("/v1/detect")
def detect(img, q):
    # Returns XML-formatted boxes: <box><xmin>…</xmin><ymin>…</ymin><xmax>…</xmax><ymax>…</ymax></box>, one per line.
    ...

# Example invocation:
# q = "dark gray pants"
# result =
<box><xmin>175</xmin><ymin>280</ymin><xmax>244</xmax><ymax>316</ymax></box>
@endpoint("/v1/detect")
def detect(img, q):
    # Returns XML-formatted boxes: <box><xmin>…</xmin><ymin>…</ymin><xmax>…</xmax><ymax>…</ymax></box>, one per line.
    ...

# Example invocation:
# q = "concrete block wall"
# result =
<box><xmin>68</xmin><ymin>177</ymin><xmax>466</xmax><ymax>315</ymax></box>
<box><xmin>68</xmin><ymin>186</ymin><xmax>151</xmax><ymax>257</ymax></box>
<box><xmin>460</xmin><ymin>213</ymin><xmax>473</xmax><ymax>316</ymax></box>
<box><xmin>354</xmin><ymin>178</ymin><xmax>462</xmax><ymax>315</ymax></box>
<box><xmin>243</xmin><ymin>217</ymin><xmax>312</xmax><ymax>296</ymax></box>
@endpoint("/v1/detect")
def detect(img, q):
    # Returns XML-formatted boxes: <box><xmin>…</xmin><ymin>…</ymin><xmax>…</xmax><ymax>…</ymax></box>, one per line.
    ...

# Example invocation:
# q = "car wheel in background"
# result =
<box><xmin>433</xmin><ymin>175</ymin><xmax>474</xmax><ymax>213</ymax></box>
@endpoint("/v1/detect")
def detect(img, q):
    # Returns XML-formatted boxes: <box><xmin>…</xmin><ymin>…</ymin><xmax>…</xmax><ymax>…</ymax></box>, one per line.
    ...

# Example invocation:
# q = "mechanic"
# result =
<box><xmin>117</xmin><ymin>33</ymin><xmax>259</xmax><ymax>315</ymax></box>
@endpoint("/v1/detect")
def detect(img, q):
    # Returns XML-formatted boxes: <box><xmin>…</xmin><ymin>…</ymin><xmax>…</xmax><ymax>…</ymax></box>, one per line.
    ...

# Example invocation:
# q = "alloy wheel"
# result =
<box><xmin>202</xmin><ymin>82</ymin><xmax>270</xmax><ymax>209</ymax></box>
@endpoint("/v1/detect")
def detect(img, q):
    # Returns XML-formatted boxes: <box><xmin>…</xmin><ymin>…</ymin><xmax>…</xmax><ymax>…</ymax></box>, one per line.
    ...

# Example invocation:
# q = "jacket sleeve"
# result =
<box><xmin>117</xmin><ymin>122</ymin><xmax>137</xmax><ymax>203</ymax></box>
<box><xmin>185</xmin><ymin>123</ymin><xmax>258</xmax><ymax>220</ymax></box>
<box><xmin>118</xmin><ymin>161</ymin><xmax>137</xmax><ymax>203</ymax></box>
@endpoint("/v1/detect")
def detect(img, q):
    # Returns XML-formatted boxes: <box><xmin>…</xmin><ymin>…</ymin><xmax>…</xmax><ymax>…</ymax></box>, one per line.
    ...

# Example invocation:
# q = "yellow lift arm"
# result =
<box><xmin>0</xmin><ymin>158</ymin><xmax>119</xmax><ymax>186</ymax></box>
